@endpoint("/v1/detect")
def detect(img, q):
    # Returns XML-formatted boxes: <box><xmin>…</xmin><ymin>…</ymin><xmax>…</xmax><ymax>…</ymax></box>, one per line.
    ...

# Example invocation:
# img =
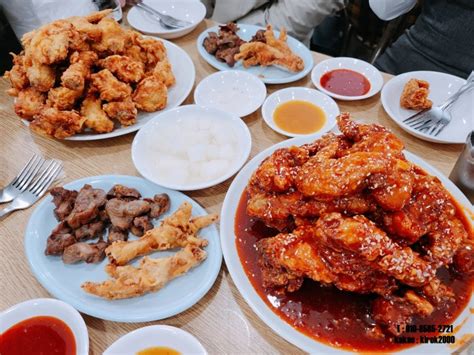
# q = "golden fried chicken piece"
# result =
<box><xmin>132</xmin><ymin>75</ymin><xmax>167</xmax><ymax>112</ymax></box>
<box><xmin>4</xmin><ymin>53</ymin><xmax>29</xmax><ymax>96</ymax></box>
<box><xmin>82</xmin><ymin>244</ymin><xmax>207</xmax><ymax>299</ymax></box>
<box><xmin>400</xmin><ymin>79</ymin><xmax>433</xmax><ymax>110</ymax></box>
<box><xmin>106</xmin><ymin>202</ymin><xmax>218</xmax><ymax>265</ymax></box>
<box><xmin>80</xmin><ymin>94</ymin><xmax>114</xmax><ymax>133</ymax></box>
<box><xmin>61</xmin><ymin>51</ymin><xmax>98</xmax><ymax>91</ymax></box>
<box><xmin>152</xmin><ymin>59</ymin><xmax>175</xmax><ymax>87</ymax></box>
<box><xmin>30</xmin><ymin>107</ymin><xmax>85</xmax><ymax>139</ymax></box>
<box><xmin>102</xmin><ymin>98</ymin><xmax>137</xmax><ymax>126</ymax></box>
<box><xmin>65</xmin><ymin>9</ymin><xmax>112</xmax><ymax>42</ymax></box>
<box><xmin>133</xmin><ymin>33</ymin><xmax>167</xmax><ymax>70</ymax></box>
<box><xmin>47</xmin><ymin>86</ymin><xmax>83</xmax><ymax>110</ymax></box>
<box><xmin>14</xmin><ymin>88</ymin><xmax>46</xmax><ymax>120</ymax></box>
<box><xmin>92</xmin><ymin>17</ymin><xmax>131</xmax><ymax>54</ymax></box>
<box><xmin>25</xmin><ymin>59</ymin><xmax>56</xmax><ymax>92</ymax></box>
<box><xmin>98</xmin><ymin>55</ymin><xmax>145</xmax><ymax>83</ymax></box>
<box><xmin>70</xmin><ymin>50</ymin><xmax>99</xmax><ymax>67</ymax></box>
<box><xmin>235</xmin><ymin>26</ymin><xmax>304</xmax><ymax>72</ymax></box>
<box><xmin>90</xmin><ymin>69</ymin><xmax>132</xmax><ymax>102</ymax></box>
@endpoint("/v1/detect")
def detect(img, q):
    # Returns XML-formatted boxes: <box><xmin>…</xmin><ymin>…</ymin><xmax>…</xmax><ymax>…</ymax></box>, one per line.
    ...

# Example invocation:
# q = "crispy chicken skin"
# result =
<box><xmin>14</xmin><ymin>88</ymin><xmax>45</xmax><ymax>120</ymax></box>
<box><xmin>4</xmin><ymin>53</ymin><xmax>29</xmax><ymax>96</ymax></box>
<box><xmin>81</xmin><ymin>94</ymin><xmax>114</xmax><ymax>133</ymax></box>
<box><xmin>30</xmin><ymin>107</ymin><xmax>85</xmax><ymax>139</ymax></box>
<box><xmin>92</xmin><ymin>17</ymin><xmax>131</xmax><ymax>54</ymax></box>
<box><xmin>152</xmin><ymin>59</ymin><xmax>175</xmax><ymax>87</ymax></box>
<box><xmin>90</xmin><ymin>69</ymin><xmax>132</xmax><ymax>102</ymax></box>
<box><xmin>102</xmin><ymin>98</ymin><xmax>137</xmax><ymax>126</ymax></box>
<box><xmin>98</xmin><ymin>54</ymin><xmax>145</xmax><ymax>83</ymax></box>
<box><xmin>400</xmin><ymin>78</ymin><xmax>433</xmax><ymax>110</ymax></box>
<box><xmin>46</xmin><ymin>86</ymin><xmax>83</xmax><ymax>110</ymax></box>
<box><xmin>132</xmin><ymin>75</ymin><xmax>167</xmax><ymax>112</ymax></box>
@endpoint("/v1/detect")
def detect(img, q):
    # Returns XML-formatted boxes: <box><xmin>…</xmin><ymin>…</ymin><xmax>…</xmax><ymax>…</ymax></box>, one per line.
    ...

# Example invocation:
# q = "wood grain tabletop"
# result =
<box><xmin>0</xmin><ymin>17</ymin><xmax>470</xmax><ymax>355</ymax></box>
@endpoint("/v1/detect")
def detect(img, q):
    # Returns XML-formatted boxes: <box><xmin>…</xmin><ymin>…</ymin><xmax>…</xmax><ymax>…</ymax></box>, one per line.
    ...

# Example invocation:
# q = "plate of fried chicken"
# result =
<box><xmin>220</xmin><ymin>113</ymin><xmax>473</xmax><ymax>353</ymax></box>
<box><xmin>197</xmin><ymin>23</ymin><xmax>313</xmax><ymax>84</ymax></box>
<box><xmin>24</xmin><ymin>175</ymin><xmax>221</xmax><ymax>322</ymax></box>
<box><xmin>4</xmin><ymin>10</ymin><xmax>195</xmax><ymax>140</ymax></box>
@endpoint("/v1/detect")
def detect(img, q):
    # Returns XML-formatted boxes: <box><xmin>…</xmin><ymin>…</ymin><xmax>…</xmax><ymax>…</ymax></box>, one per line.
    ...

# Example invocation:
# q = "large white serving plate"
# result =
<box><xmin>381</xmin><ymin>71</ymin><xmax>471</xmax><ymax>144</ymax></box>
<box><xmin>196</xmin><ymin>24</ymin><xmax>314</xmax><ymax>84</ymax></box>
<box><xmin>62</xmin><ymin>38</ymin><xmax>195</xmax><ymax>141</ymax></box>
<box><xmin>25</xmin><ymin>175</ymin><xmax>221</xmax><ymax>322</ymax></box>
<box><xmin>220</xmin><ymin>133</ymin><xmax>474</xmax><ymax>354</ymax></box>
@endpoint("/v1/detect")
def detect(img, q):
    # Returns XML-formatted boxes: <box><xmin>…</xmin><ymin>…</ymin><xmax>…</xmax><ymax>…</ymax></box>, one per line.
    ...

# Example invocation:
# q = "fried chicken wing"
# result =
<box><xmin>400</xmin><ymin>79</ymin><xmax>433</xmax><ymax>110</ymax></box>
<box><xmin>90</xmin><ymin>69</ymin><xmax>132</xmax><ymax>102</ymax></box>
<box><xmin>30</xmin><ymin>107</ymin><xmax>85</xmax><ymax>139</ymax></box>
<box><xmin>80</xmin><ymin>94</ymin><xmax>114</xmax><ymax>133</ymax></box>
<box><xmin>102</xmin><ymin>98</ymin><xmax>137</xmax><ymax>126</ymax></box>
<box><xmin>14</xmin><ymin>88</ymin><xmax>45</xmax><ymax>120</ymax></box>
<box><xmin>98</xmin><ymin>55</ymin><xmax>145</xmax><ymax>83</ymax></box>
<box><xmin>132</xmin><ymin>75</ymin><xmax>167</xmax><ymax>112</ymax></box>
<box><xmin>82</xmin><ymin>244</ymin><xmax>207</xmax><ymax>299</ymax></box>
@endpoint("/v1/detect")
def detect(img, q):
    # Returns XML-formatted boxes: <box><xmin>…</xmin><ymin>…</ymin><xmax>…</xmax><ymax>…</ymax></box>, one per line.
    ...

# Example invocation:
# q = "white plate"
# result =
<box><xmin>196</xmin><ymin>24</ymin><xmax>314</xmax><ymax>85</ymax></box>
<box><xmin>127</xmin><ymin>0</ymin><xmax>206</xmax><ymax>39</ymax></box>
<box><xmin>311</xmin><ymin>57</ymin><xmax>384</xmax><ymax>100</ymax></box>
<box><xmin>381</xmin><ymin>71</ymin><xmax>472</xmax><ymax>144</ymax></box>
<box><xmin>220</xmin><ymin>134</ymin><xmax>474</xmax><ymax>354</ymax></box>
<box><xmin>132</xmin><ymin>105</ymin><xmax>252</xmax><ymax>191</ymax></box>
<box><xmin>104</xmin><ymin>325</ymin><xmax>207</xmax><ymax>355</ymax></box>
<box><xmin>25</xmin><ymin>175</ymin><xmax>221</xmax><ymax>322</ymax></box>
<box><xmin>261</xmin><ymin>87</ymin><xmax>339</xmax><ymax>137</ymax></box>
<box><xmin>194</xmin><ymin>71</ymin><xmax>267</xmax><ymax>117</ymax></box>
<box><xmin>52</xmin><ymin>38</ymin><xmax>195</xmax><ymax>141</ymax></box>
<box><xmin>1</xmin><ymin>298</ymin><xmax>89</xmax><ymax>354</ymax></box>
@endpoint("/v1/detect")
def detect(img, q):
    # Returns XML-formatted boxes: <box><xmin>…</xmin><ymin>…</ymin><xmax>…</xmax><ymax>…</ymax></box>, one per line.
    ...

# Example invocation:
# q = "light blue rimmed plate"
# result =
<box><xmin>196</xmin><ymin>24</ymin><xmax>313</xmax><ymax>84</ymax></box>
<box><xmin>24</xmin><ymin>175</ymin><xmax>221</xmax><ymax>322</ymax></box>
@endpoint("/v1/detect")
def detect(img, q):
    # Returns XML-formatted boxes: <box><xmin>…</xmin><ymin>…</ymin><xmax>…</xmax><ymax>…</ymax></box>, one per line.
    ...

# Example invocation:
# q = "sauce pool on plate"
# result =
<box><xmin>0</xmin><ymin>316</ymin><xmax>76</xmax><ymax>355</ymax></box>
<box><xmin>320</xmin><ymin>69</ymin><xmax>371</xmax><ymax>96</ymax></box>
<box><xmin>137</xmin><ymin>346</ymin><xmax>181</xmax><ymax>355</ymax></box>
<box><xmin>273</xmin><ymin>100</ymin><xmax>326</xmax><ymax>135</ymax></box>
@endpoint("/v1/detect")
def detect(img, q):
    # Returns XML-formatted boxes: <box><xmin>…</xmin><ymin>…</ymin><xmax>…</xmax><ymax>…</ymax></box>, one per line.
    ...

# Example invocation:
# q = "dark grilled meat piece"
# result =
<box><xmin>74</xmin><ymin>220</ymin><xmax>106</xmax><ymax>241</ymax></box>
<box><xmin>251</xmin><ymin>29</ymin><xmax>266</xmax><ymax>43</ymax></box>
<box><xmin>105</xmin><ymin>198</ymin><xmax>151</xmax><ymax>230</ymax></box>
<box><xmin>50</xmin><ymin>187</ymin><xmax>78</xmax><ymax>220</ymax></box>
<box><xmin>62</xmin><ymin>240</ymin><xmax>108</xmax><ymax>264</ymax></box>
<box><xmin>130</xmin><ymin>215</ymin><xmax>154</xmax><ymax>237</ymax></box>
<box><xmin>45</xmin><ymin>221</ymin><xmax>76</xmax><ymax>255</ymax></box>
<box><xmin>107</xmin><ymin>184</ymin><xmax>141</xmax><ymax>200</ymax></box>
<box><xmin>146</xmin><ymin>193</ymin><xmax>170</xmax><ymax>218</ymax></box>
<box><xmin>203</xmin><ymin>32</ymin><xmax>218</xmax><ymax>54</ymax></box>
<box><xmin>66</xmin><ymin>184</ymin><xmax>107</xmax><ymax>229</ymax></box>
<box><xmin>108</xmin><ymin>226</ymin><xmax>128</xmax><ymax>243</ymax></box>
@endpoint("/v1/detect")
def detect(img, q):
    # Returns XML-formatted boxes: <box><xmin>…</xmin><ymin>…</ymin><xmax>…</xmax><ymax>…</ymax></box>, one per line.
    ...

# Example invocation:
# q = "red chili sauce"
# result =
<box><xmin>235</xmin><ymin>190</ymin><xmax>473</xmax><ymax>352</ymax></box>
<box><xmin>0</xmin><ymin>316</ymin><xmax>76</xmax><ymax>355</ymax></box>
<box><xmin>320</xmin><ymin>69</ymin><xmax>371</xmax><ymax>96</ymax></box>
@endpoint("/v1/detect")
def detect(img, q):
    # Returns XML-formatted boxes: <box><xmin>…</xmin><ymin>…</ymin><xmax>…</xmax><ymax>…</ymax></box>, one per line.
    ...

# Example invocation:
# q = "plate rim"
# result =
<box><xmin>219</xmin><ymin>133</ymin><xmax>474</xmax><ymax>353</ymax></box>
<box><xmin>381</xmin><ymin>70</ymin><xmax>468</xmax><ymax>144</ymax></box>
<box><xmin>196</xmin><ymin>24</ymin><xmax>314</xmax><ymax>85</ymax></box>
<box><xmin>24</xmin><ymin>174</ymin><xmax>222</xmax><ymax>322</ymax></box>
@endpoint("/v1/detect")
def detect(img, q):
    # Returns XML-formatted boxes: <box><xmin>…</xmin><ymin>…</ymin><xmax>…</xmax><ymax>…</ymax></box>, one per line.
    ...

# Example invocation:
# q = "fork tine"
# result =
<box><xmin>16</xmin><ymin>156</ymin><xmax>46</xmax><ymax>190</ymax></box>
<box><xmin>434</xmin><ymin>122</ymin><xmax>447</xmax><ymax>136</ymax></box>
<box><xmin>11</xmin><ymin>154</ymin><xmax>38</xmax><ymax>185</ymax></box>
<box><xmin>27</xmin><ymin>160</ymin><xmax>56</xmax><ymax>194</ymax></box>
<box><xmin>34</xmin><ymin>162</ymin><xmax>62</xmax><ymax>197</ymax></box>
<box><xmin>428</xmin><ymin>122</ymin><xmax>440</xmax><ymax>135</ymax></box>
<box><xmin>403</xmin><ymin>109</ymin><xmax>429</xmax><ymax>123</ymax></box>
<box><xmin>410</xmin><ymin>119</ymin><xmax>433</xmax><ymax>129</ymax></box>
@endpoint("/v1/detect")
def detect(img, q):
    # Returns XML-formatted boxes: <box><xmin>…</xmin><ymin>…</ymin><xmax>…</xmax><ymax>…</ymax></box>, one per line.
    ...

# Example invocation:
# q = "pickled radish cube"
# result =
<box><xmin>218</xmin><ymin>144</ymin><xmax>235</xmax><ymax>159</ymax></box>
<box><xmin>187</xmin><ymin>144</ymin><xmax>208</xmax><ymax>162</ymax></box>
<box><xmin>200</xmin><ymin>159</ymin><xmax>229</xmax><ymax>180</ymax></box>
<box><xmin>206</xmin><ymin>144</ymin><xmax>221</xmax><ymax>159</ymax></box>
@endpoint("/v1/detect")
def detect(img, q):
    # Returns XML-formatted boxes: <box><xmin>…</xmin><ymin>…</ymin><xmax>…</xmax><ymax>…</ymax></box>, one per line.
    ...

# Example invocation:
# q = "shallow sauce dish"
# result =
<box><xmin>0</xmin><ymin>298</ymin><xmax>89</xmax><ymax>355</ymax></box>
<box><xmin>311</xmin><ymin>57</ymin><xmax>383</xmax><ymax>100</ymax></box>
<box><xmin>261</xmin><ymin>87</ymin><xmax>339</xmax><ymax>137</ymax></box>
<box><xmin>132</xmin><ymin>105</ymin><xmax>252</xmax><ymax>191</ymax></box>
<box><xmin>194</xmin><ymin>71</ymin><xmax>267</xmax><ymax>117</ymax></box>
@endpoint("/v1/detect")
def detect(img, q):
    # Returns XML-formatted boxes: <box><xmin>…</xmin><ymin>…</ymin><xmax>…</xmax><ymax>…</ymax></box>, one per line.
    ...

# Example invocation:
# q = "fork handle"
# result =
<box><xmin>441</xmin><ymin>80</ymin><xmax>474</xmax><ymax>109</ymax></box>
<box><xmin>0</xmin><ymin>204</ymin><xmax>17</xmax><ymax>218</ymax></box>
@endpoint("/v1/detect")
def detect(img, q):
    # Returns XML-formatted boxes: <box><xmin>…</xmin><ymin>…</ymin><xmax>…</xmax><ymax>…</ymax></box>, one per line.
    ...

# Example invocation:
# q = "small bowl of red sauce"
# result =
<box><xmin>311</xmin><ymin>57</ymin><xmax>384</xmax><ymax>100</ymax></box>
<box><xmin>0</xmin><ymin>298</ymin><xmax>88</xmax><ymax>355</ymax></box>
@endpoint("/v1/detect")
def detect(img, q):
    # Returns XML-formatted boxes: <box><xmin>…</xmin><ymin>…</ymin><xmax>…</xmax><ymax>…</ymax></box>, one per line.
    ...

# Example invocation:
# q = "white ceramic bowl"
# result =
<box><xmin>194</xmin><ymin>71</ymin><xmax>267</xmax><ymax>117</ymax></box>
<box><xmin>0</xmin><ymin>298</ymin><xmax>89</xmax><ymax>354</ymax></box>
<box><xmin>104</xmin><ymin>325</ymin><xmax>207</xmax><ymax>355</ymax></box>
<box><xmin>311</xmin><ymin>57</ymin><xmax>384</xmax><ymax>100</ymax></box>
<box><xmin>127</xmin><ymin>0</ymin><xmax>206</xmax><ymax>39</ymax></box>
<box><xmin>132</xmin><ymin>105</ymin><xmax>252</xmax><ymax>191</ymax></box>
<box><xmin>261</xmin><ymin>87</ymin><xmax>339</xmax><ymax>137</ymax></box>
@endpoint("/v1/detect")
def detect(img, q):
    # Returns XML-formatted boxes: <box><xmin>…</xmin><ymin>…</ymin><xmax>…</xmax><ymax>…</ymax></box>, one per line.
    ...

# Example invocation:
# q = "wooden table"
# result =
<box><xmin>0</xmin><ymin>19</ymin><xmax>468</xmax><ymax>354</ymax></box>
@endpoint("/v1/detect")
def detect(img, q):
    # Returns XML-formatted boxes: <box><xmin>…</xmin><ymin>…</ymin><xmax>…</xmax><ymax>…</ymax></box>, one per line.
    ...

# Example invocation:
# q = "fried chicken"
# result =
<box><xmin>132</xmin><ymin>75</ymin><xmax>167</xmax><ymax>112</ymax></box>
<box><xmin>61</xmin><ymin>50</ymin><xmax>98</xmax><ymax>91</ymax></box>
<box><xmin>25</xmin><ymin>59</ymin><xmax>56</xmax><ymax>92</ymax></box>
<box><xmin>400</xmin><ymin>79</ymin><xmax>433</xmax><ymax>110</ymax></box>
<box><xmin>102</xmin><ymin>98</ymin><xmax>137</xmax><ymax>126</ymax></box>
<box><xmin>151</xmin><ymin>59</ymin><xmax>175</xmax><ymax>87</ymax></box>
<box><xmin>14</xmin><ymin>88</ymin><xmax>45</xmax><ymax>120</ymax></box>
<box><xmin>80</xmin><ymin>94</ymin><xmax>115</xmax><ymax>133</ymax></box>
<box><xmin>132</xmin><ymin>33</ymin><xmax>167</xmax><ymax>70</ymax></box>
<box><xmin>90</xmin><ymin>69</ymin><xmax>132</xmax><ymax>102</ymax></box>
<box><xmin>98</xmin><ymin>55</ymin><xmax>145</xmax><ymax>83</ymax></box>
<box><xmin>92</xmin><ymin>17</ymin><xmax>131</xmax><ymax>54</ymax></box>
<box><xmin>30</xmin><ymin>107</ymin><xmax>85</xmax><ymax>139</ymax></box>
<box><xmin>46</xmin><ymin>86</ymin><xmax>83</xmax><ymax>110</ymax></box>
<box><xmin>4</xmin><ymin>53</ymin><xmax>29</xmax><ymax>96</ymax></box>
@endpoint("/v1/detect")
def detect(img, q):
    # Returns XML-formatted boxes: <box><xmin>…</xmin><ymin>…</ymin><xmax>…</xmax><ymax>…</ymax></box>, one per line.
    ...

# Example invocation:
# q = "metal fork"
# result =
<box><xmin>403</xmin><ymin>72</ymin><xmax>474</xmax><ymax>136</ymax></box>
<box><xmin>0</xmin><ymin>154</ymin><xmax>47</xmax><ymax>203</ymax></box>
<box><xmin>0</xmin><ymin>160</ymin><xmax>62</xmax><ymax>218</ymax></box>
<box><xmin>127</xmin><ymin>0</ymin><xmax>192</xmax><ymax>28</ymax></box>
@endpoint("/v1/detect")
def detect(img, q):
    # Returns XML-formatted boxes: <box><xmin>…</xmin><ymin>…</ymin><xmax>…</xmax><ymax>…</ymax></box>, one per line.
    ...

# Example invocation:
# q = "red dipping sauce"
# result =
<box><xmin>0</xmin><ymin>316</ymin><xmax>76</xmax><ymax>355</ymax></box>
<box><xmin>320</xmin><ymin>69</ymin><xmax>371</xmax><ymax>96</ymax></box>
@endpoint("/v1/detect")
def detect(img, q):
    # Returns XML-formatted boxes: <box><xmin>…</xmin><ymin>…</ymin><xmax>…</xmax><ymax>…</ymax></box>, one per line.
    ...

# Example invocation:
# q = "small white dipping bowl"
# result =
<box><xmin>0</xmin><ymin>298</ymin><xmax>89</xmax><ymax>354</ymax></box>
<box><xmin>261</xmin><ymin>87</ymin><xmax>339</xmax><ymax>137</ymax></box>
<box><xmin>194</xmin><ymin>71</ymin><xmax>267</xmax><ymax>117</ymax></box>
<box><xmin>127</xmin><ymin>0</ymin><xmax>206</xmax><ymax>39</ymax></box>
<box><xmin>311</xmin><ymin>57</ymin><xmax>384</xmax><ymax>100</ymax></box>
<box><xmin>132</xmin><ymin>105</ymin><xmax>252</xmax><ymax>191</ymax></box>
<box><xmin>104</xmin><ymin>325</ymin><xmax>207</xmax><ymax>355</ymax></box>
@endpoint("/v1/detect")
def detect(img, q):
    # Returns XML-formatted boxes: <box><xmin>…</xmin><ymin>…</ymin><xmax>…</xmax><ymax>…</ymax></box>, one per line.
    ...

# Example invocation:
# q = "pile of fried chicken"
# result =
<box><xmin>203</xmin><ymin>23</ymin><xmax>304</xmax><ymax>72</ymax></box>
<box><xmin>4</xmin><ymin>10</ymin><xmax>175</xmax><ymax>139</ymax></box>
<box><xmin>246</xmin><ymin>113</ymin><xmax>473</xmax><ymax>337</ymax></box>
<box><xmin>45</xmin><ymin>184</ymin><xmax>170</xmax><ymax>264</ymax></box>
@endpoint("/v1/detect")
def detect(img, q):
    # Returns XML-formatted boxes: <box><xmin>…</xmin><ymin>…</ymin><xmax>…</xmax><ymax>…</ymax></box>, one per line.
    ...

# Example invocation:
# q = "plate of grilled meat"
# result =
<box><xmin>220</xmin><ymin>113</ymin><xmax>473</xmax><ymax>353</ymax></box>
<box><xmin>25</xmin><ymin>175</ymin><xmax>221</xmax><ymax>322</ymax></box>
<box><xmin>197</xmin><ymin>23</ymin><xmax>313</xmax><ymax>84</ymax></box>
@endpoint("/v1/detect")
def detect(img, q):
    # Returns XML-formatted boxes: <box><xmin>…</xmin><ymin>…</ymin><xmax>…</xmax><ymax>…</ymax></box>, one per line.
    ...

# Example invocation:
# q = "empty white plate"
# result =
<box><xmin>127</xmin><ymin>0</ymin><xmax>206</xmax><ymax>39</ymax></box>
<box><xmin>194</xmin><ymin>71</ymin><xmax>267</xmax><ymax>117</ymax></box>
<box><xmin>261</xmin><ymin>87</ymin><xmax>339</xmax><ymax>137</ymax></box>
<box><xmin>104</xmin><ymin>325</ymin><xmax>207</xmax><ymax>355</ymax></box>
<box><xmin>311</xmin><ymin>57</ymin><xmax>384</xmax><ymax>100</ymax></box>
<box><xmin>381</xmin><ymin>71</ymin><xmax>472</xmax><ymax>144</ymax></box>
